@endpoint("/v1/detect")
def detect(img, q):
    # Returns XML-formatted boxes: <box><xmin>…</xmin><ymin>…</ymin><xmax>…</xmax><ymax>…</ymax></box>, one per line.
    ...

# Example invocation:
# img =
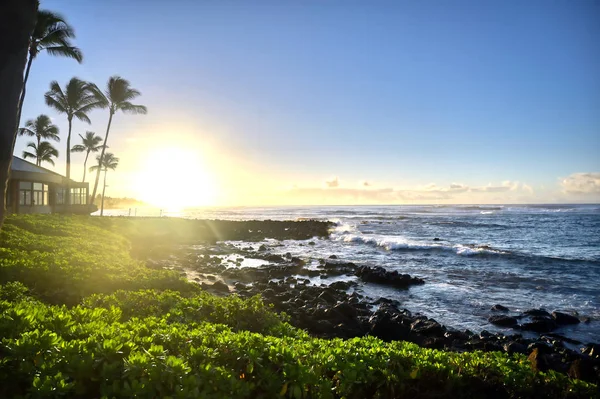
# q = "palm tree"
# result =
<box><xmin>18</xmin><ymin>114</ymin><xmax>60</xmax><ymax>151</ymax></box>
<box><xmin>71</xmin><ymin>131</ymin><xmax>103</xmax><ymax>182</ymax></box>
<box><xmin>16</xmin><ymin>9</ymin><xmax>83</xmax><ymax>131</ymax></box>
<box><xmin>22</xmin><ymin>141</ymin><xmax>59</xmax><ymax>167</ymax></box>
<box><xmin>89</xmin><ymin>152</ymin><xmax>119</xmax><ymax>216</ymax></box>
<box><xmin>89</xmin><ymin>76</ymin><xmax>147</xmax><ymax>205</ymax></box>
<box><xmin>0</xmin><ymin>0</ymin><xmax>38</xmax><ymax>231</ymax></box>
<box><xmin>45</xmin><ymin>78</ymin><xmax>98</xmax><ymax>204</ymax></box>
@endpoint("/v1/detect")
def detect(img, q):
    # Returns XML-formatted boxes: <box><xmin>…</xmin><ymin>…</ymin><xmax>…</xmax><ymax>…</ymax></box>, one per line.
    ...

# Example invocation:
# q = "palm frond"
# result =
<box><xmin>73</xmin><ymin>110</ymin><xmax>91</xmax><ymax>124</ymax></box>
<box><xmin>18</xmin><ymin>128</ymin><xmax>35</xmax><ymax>137</ymax></box>
<box><xmin>118</xmin><ymin>102</ymin><xmax>148</xmax><ymax>115</ymax></box>
<box><xmin>22</xmin><ymin>151</ymin><xmax>36</xmax><ymax>160</ymax></box>
<box><xmin>71</xmin><ymin>144</ymin><xmax>86</xmax><ymax>153</ymax></box>
<box><xmin>45</xmin><ymin>45</ymin><xmax>83</xmax><ymax>62</ymax></box>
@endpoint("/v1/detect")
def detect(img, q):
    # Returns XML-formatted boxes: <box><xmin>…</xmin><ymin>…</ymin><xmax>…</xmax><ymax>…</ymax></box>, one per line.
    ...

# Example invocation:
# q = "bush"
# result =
<box><xmin>0</xmin><ymin>215</ymin><xmax>596</xmax><ymax>398</ymax></box>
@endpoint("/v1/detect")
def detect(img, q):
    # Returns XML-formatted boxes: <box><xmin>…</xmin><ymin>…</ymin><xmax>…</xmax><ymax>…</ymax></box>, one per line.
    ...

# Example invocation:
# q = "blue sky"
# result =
<box><xmin>17</xmin><ymin>0</ymin><xmax>600</xmax><ymax>205</ymax></box>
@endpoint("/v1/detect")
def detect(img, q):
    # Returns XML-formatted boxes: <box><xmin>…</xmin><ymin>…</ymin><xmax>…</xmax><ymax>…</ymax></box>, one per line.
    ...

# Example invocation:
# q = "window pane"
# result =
<box><xmin>33</xmin><ymin>182</ymin><xmax>43</xmax><ymax>190</ymax></box>
<box><xmin>43</xmin><ymin>184</ymin><xmax>48</xmax><ymax>191</ymax></box>
<box><xmin>19</xmin><ymin>181</ymin><xmax>31</xmax><ymax>190</ymax></box>
<box><xmin>43</xmin><ymin>192</ymin><xmax>48</xmax><ymax>205</ymax></box>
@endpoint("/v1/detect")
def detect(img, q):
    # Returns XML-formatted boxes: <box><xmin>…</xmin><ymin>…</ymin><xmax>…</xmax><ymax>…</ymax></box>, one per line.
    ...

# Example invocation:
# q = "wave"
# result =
<box><xmin>331</xmin><ymin>229</ymin><xmax>600</xmax><ymax>264</ymax></box>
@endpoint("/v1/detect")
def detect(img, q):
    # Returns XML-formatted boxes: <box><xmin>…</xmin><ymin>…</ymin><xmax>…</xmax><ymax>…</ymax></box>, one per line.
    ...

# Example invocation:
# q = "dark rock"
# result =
<box><xmin>333</xmin><ymin>302</ymin><xmax>358</xmax><ymax>319</ymax></box>
<box><xmin>551</xmin><ymin>311</ymin><xmax>580</xmax><ymax>325</ymax></box>
<box><xmin>258</xmin><ymin>244</ymin><xmax>267</xmax><ymax>251</ymax></box>
<box><xmin>329</xmin><ymin>281</ymin><xmax>354</xmax><ymax>291</ymax></box>
<box><xmin>489</xmin><ymin>315</ymin><xmax>518</xmax><ymax>327</ymax></box>
<box><xmin>356</xmin><ymin>265</ymin><xmax>425</xmax><ymax>289</ymax></box>
<box><xmin>433</xmin><ymin>238</ymin><xmax>441</xmax><ymax>241</ymax></box>
<box><xmin>317</xmin><ymin>290</ymin><xmax>337</xmax><ymax>304</ymax></box>
<box><xmin>308</xmin><ymin>241</ymin><xmax>316</xmax><ymax>246</ymax></box>
<box><xmin>410</xmin><ymin>319</ymin><xmax>445</xmax><ymax>337</ymax></box>
<box><xmin>284</xmin><ymin>252</ymin><xmax>292</xmax><ymax>259</ymax></box>
<box><xmin>329</xmin><ymin>254</ymin><xmax>338</xmax><ymax>259</ymax></box>
<box><xmin>523</xmin><ymin>309</ymin><xmax>551</xmax><ymax>318</ymax></box>
<box><xmin>504</xmin><ymin>341</ymin><xmax>528</xmax><ymax>354</ymax></box>
<box><xmin>521</xmin><ymin>318</ymin><xmax>557</xmax><ymax>333</ymax></box>
<box><xmin>582</xmin><ymin>343</ymin><xmax>600</xmax><ymax>359</ymax></box>
<box><xmin>212</xmin><ymin>281</ymin><xmax>230</xmax><ymax>292</ymax></box>
<box><xmin>491</xmin><ymin>304</ymin><xmax>510</xmax><ymax>312</ymax></box>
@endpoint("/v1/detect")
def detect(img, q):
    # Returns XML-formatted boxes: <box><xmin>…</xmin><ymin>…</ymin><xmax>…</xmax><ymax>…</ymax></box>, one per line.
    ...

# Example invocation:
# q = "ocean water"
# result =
<box><xmin>101</xmin><ymin>204</ymin><xmax>600</xmax><ymax>343</ymax></box>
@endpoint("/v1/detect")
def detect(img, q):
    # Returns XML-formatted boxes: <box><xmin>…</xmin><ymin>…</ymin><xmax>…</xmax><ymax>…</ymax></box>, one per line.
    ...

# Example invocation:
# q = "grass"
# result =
<box><xmin>0</xmin><ymin>214</ymin><xmax>596</xmax><ymax>398</ymax></box>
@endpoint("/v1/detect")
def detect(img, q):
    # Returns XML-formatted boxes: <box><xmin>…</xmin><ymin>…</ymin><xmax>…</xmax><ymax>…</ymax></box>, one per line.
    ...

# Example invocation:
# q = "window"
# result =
<box><xmin>56</xmin><ymin>188</ymin><xmax>66</xmax><ymax>205</ymax></box>
<box><xmin>33</xmin><ymin>183</ymin><xmax>48</xmax><ymax>205</ymax></box>
<box><xmin>18</xmin><ymin>181</ymin><xmax>49</xmax><ymax>206</ymax></box>
<box><xmin>70</xmin><ymin>187</ymin><xmax>87</xmax><ymax>205</ymax></box>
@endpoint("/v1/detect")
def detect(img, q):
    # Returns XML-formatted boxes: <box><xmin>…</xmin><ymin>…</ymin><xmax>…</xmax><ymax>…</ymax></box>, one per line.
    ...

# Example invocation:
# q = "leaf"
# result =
<box><xmin>279</xmin><ymin>382</ymin><xmax>288</xmax><ymax>396</ymax></box>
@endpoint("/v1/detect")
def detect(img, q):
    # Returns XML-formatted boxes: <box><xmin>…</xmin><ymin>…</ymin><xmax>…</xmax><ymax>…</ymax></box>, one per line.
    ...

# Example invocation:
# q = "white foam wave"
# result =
<box><xmin>333</xmin><ymin>230</ymin><xmax>508</xmax><ymax>256</ymax></box>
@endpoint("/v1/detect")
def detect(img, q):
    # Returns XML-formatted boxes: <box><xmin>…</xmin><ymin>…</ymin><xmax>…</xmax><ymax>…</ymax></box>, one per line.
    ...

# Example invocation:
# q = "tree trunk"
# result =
<box><xmin>36</xmin><ymin>135</ymin><xmax>40</xmax><ymax>166</ymax></box>
<box><xmin>82</xmin><ymin>150</ymin><xmax>89</xmax><ymax>182</ymax></box>
<box><xmin>65</xmin><ymin>116</ymin><xmax>72</xmax><ymax>207</ymax></box>
<box><xmin>0</xmin><ymin>0</ymin><xmax>38</xmax><ymax>231</ymax></box>
<box><xmin>90</xmin><ymin>111</ymin><xmax>113</xmax><ymax>205</ymax></box>
<box><xmin>100</xmin><ymin>169</ymin><xmax>107</xmax><ymax>216</ymax></box>
<box><xmin>15</xmin><ymin>48</ymin><xmax>34</xmax><ymax>135</ymax></box>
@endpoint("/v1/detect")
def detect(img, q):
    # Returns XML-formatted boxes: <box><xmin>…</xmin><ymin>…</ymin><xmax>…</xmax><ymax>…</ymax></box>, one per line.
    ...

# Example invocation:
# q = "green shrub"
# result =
<box><xmin>0</xmin><ymin>215</ymin><xmax>596</xmax><ymax>398</ymax></box>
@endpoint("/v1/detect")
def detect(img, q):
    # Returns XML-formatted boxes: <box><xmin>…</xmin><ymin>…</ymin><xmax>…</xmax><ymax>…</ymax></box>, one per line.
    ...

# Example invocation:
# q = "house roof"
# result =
<box><xmin>11</xmin><ymin>156</ymin><xmax>64</xmax><ymax>177</ymax></box>
<box><xmin>10</xmin><ymin>156</ymin><xmax>88</xmax><ymax>187</ymax></box>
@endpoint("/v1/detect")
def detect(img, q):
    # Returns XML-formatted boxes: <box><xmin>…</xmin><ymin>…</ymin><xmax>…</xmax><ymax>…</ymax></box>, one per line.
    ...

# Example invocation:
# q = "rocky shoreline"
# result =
<box><xmin>144</xmin><ymin>236</ymin><xmax>600</xmax><ymax>385</ymax></box>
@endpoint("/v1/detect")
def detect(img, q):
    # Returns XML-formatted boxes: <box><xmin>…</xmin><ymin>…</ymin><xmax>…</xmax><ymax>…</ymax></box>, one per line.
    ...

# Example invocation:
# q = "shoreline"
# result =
<box><xmin>137</xmin><ymin>228</ymin><xmax>600</xmax><ymax>384</ymax></box>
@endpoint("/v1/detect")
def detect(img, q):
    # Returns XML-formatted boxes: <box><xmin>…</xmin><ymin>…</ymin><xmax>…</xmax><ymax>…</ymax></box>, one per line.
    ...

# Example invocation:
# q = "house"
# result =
<box><xmin>6</xmin><ymin>156</ymin><xmax>97</xmax><ymax>214</ymax></box>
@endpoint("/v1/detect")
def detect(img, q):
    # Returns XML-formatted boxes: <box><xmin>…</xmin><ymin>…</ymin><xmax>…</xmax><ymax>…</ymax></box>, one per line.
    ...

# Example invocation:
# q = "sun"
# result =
<box><xmin>134</xmin><ymin>146</ymin><xmax>217</xmax><ymax>208</ymax></box>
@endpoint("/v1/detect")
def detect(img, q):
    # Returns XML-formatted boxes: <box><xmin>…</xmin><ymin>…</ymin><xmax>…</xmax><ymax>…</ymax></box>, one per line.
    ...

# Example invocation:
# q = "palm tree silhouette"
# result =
<box><xmin>71</xmin><ymin>131</ymin><xmax>103</xmax><ymax>182</ymax></box>
<box><xmin>45</xmin><ymin>78</ymin><xmax>98</xmax><ymax>204</ymax></box>
<box><xmin>16</xmin><ymin>9</ymin><xmax>83</xmax><ymax>130</ymax></box>
<box><xmin>18</xmin><ymin>114</ymin><xmax>60</xmax><ymax>152</ymax></box>
<box><xmin>89</xmin><ymin>76</ymin><xmax>147</xmax><ymax>205</ymax></box>
<box><xmin>90</xmin><ymin>152</ymin><xmax>119</xmax><ymax>216</ymax></box>
<box><xmin>23</xmin><ymin>141</ymin><xmax>59</xmax><ymax>167</ymax></box>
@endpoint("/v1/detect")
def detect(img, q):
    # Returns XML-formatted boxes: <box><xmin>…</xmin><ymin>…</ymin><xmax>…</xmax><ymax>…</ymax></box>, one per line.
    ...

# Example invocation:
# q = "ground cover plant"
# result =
<box><xmin>0</xmin><ymin>215</ymin><xmax>596</xmax><ymax>398</ymax></box>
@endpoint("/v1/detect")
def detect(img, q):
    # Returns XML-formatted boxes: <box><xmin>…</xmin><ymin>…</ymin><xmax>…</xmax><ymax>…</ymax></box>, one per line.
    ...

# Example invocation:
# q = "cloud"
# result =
<box><xmin>561</xmin><ymin>172</ymin><xmax>600</xmax><ymax>194</ymax></box>
<box><xmin>325</xmin><ymin>177</ymin><xmax>339</xmax><ymax>188</ymax></box>
<box><xmin>284</xmin><ymin>178</ymin><xmax>536</xmax><ymax>204</ymax></box>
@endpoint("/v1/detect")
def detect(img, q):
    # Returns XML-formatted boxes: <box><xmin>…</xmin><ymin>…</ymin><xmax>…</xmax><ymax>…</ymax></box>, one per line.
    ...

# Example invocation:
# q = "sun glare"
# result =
<box><xmin>135</xmin><ymin>147</ymin><xmax>217</xmax><ymax>208</ymax></box>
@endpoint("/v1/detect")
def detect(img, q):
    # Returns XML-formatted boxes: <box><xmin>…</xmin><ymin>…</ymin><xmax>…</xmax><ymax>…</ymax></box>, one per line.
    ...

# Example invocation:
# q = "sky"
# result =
<box><xmin>16</xmin><ymin>0</ymin><xmax>600</xmax><ymax>207</ymax></box>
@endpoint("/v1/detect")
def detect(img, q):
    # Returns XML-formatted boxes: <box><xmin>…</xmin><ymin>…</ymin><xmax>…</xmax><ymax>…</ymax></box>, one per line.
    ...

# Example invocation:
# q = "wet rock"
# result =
<box><xmin>521</xmin><ymin>318</ymin><xmax>557</xmax><ymax>333</ymax></box>
<box><xmin>551</xmin><ymin>311</ymin><xmax>580</xmax><ymax>325</ymax></box>
<box><xmin>433</xmin><ymin>238</ymin><xmax>441</xmax><ymax>241</ymax></box>
<box><xmin>504</xmin><ymin>341</ymin><xmax>528</xmax><ymax>354</ymax></box>
<box><xmin>491</xmin><ymin>304</ymin><xmax>510</xmax><ymax>312</ymax></box>
<box><xmin>284</xmin><ymin>252</ymin><xmax>292</xmax><ymax>259</ymax></box>
<box><xmin>489</xmin><ymin>315</ymin><xmax>518</xmax><ymax>327</ymax></box>
<box><xmin>258</xmin><ymin>244</ymin><xmax>267</xmax><ymax>251</ymax></box>
<box><xmin>523</xmin><ymin>309</ymin><xmax>551</xmax><ymax>318</ymax></box>
<box><xmin>410</xmin><ymin>319</ymin><xmax>445</xmax><ymax>337</ymax></box>
<box><xmin>333</xmin><ymin>302</ymin><xmax>358</xmax><ymax>319</ymax></box>
<box><xmin>329</xmin><ymin>281</ymin><xmax>354</xmax><ymax>291</ymax></box>
<box><xmin>329</xmin><ymin>254</ymin><xmax>338</xmax><ymax>259</ymax></box>
<box><xmin>308</xmin><ymin>241</ymin><xmax>316</xmax><ymax>246</ymax></box>
<box><xmin>582</xmin><ymin>343</ymin><xmax>600</xmax><ymax>359</ymax></box>
<box><xmin>356</xmin><ymin>266</ymin><xmax>425</xmax><ymax>289</ymax></box>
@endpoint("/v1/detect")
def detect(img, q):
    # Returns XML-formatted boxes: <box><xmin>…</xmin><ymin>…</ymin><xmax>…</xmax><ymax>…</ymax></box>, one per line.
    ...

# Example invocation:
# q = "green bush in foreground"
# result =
<box><xmin>0</xmin><ymin>215</ymin><xmax>596</xmax><ymax>398</ymax></box>
<box><xmin>0</xmin><ymin>284</ymin><xmax>596</xmax><ymax>399</ymax></box>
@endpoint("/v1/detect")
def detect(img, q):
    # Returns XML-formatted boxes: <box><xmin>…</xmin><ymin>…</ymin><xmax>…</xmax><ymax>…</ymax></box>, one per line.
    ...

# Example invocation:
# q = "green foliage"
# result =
<box><xmin>0</xmin><ymin>215</ymin><xmax>195</xmax><ymax>305</ymax></box>
<box><xmin>0</xmin><ymin>215</ymin><xmax>596</xmax><ymax>398</ymax></box>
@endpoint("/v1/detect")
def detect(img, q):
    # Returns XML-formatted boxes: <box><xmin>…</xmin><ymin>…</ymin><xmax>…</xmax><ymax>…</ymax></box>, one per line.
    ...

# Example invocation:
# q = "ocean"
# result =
<box><xmin>99</xmin><ymin>204</ymin><xmax>600</xmax><ymax>344</ymax></box>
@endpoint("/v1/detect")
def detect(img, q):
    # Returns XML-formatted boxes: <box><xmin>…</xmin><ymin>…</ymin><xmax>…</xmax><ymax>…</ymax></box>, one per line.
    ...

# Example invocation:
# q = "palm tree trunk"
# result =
<box><xmin>100</xmin><ymin>168</ymin><xmax>107</xmax><ymax>216</ymax></box>
<box><xmin>91</xmin><ymin>111</ymin><xmax>113</xmax><ymax>206</ymax></box>
<box><xmin>37</xmin><ymin>135</ymin><xmax>40</xmax><ymax>166</ymax></box>
<box><xmin>82</xmin><ymin>151</ymin><xmax>89</xmax><ymax>182</ymax></box>
<box><xmin>65</xmin><ymin>116</ymin><xmax>72</xmax><ymax>207</ymax></box>
<box><xmin>15</xmin><ymin>50</ymin><xmax>34</xmax><ymax>135</ymax></box>
<box><xmin>0</xmin><ymin>0</ymin><xmax>38</xmax><ymax>231</ymax></box>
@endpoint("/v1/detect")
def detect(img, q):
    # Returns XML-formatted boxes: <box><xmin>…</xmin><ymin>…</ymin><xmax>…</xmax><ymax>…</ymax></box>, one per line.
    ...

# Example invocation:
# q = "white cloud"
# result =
<box><xmin>325</xmin><ymin>176</ymin><xmax>339</xmax><ymax>188</ymax></box>
<box><xmin>561</xmin><ymin>172</ymin><xmax>600</xmax><ymax>194</ymax></box>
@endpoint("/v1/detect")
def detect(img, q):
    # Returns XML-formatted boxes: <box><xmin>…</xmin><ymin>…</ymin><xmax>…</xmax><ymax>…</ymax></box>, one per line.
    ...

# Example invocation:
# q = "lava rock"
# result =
<box><xmin>523</xmin><ymin>309</ymin><xmax>551</xmax><ymax>318</ymax></box>
<box><xmin>551</xmin><ymin>311</ymin><xmax>580</xmax><ymax>325</ymax></box>
<box><xmin>491</xmin><ymin>304</ymin><xmax>510</xmax><ymax>312</ymax></box>
<box><xmin>488</xmin><ymin>315</ymin><xmax>518</xmax><ymax>327</ymax></box>
<box><xmin>356</xmin><ymin>265</ymin><xmax>425</xmax><ymax>289</ymax></box>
